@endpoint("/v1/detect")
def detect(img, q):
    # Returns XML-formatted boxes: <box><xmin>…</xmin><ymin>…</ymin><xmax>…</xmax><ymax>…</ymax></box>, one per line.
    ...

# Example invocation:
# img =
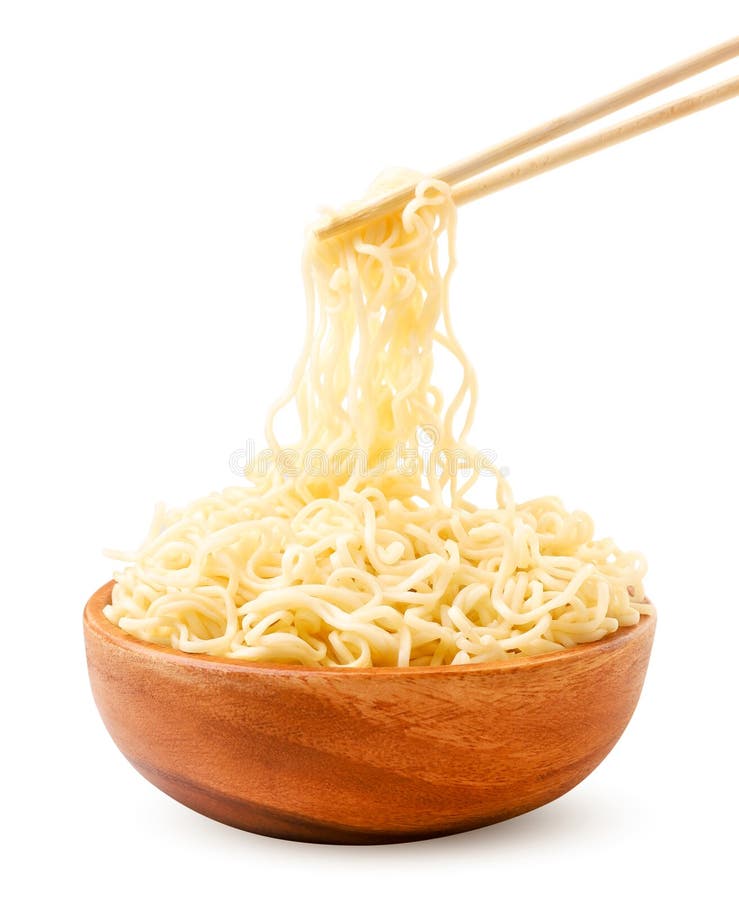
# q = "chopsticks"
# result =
<box><xmin>454</xmin><ymin>75</ymin><xmax>739</xmax><ymax>206</ymax></box>
<box><xmin>315</xmin><ymin>36</ymin><xmax>739</xmax><ymax>240</ymax></box>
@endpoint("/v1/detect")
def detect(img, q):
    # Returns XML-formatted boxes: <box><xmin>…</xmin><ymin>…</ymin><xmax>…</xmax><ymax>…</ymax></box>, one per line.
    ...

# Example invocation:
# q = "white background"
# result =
<box><xmin>2</xmin><ymin>1</ymin><xmax>737</xmax><ymax>897</ymax></box>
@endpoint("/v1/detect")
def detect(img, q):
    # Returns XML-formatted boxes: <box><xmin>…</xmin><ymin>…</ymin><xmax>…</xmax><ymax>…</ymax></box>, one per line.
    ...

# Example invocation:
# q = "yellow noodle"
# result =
<box><xmin>105</xmin><ymin>172</ymin><xmax>649</xmax><ymax>666</ymax></box>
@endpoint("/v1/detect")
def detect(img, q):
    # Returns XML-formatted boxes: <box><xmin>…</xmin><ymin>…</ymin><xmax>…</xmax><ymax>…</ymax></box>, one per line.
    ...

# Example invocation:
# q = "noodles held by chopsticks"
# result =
<box><xmin>105</xmin><ymin>174</ymin><xmax>649</xmax><ymax>666</ymax></box>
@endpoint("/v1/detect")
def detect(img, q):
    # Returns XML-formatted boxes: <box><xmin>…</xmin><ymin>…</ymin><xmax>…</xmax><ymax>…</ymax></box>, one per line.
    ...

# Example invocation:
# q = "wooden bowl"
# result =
<box><xmin>84</xmin><ymin>581</ymin><xmax>656</xmax><ymax>844</ymax></box>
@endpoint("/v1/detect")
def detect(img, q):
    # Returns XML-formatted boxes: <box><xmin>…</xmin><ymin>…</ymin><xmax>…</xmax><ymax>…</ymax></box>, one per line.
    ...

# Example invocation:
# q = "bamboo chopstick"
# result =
<box><xmin>315</xmin><ymin>36</ymin><xmax>739</xmax><ymax>240</ymax></box>
<box><xmin>453</xmin><ymin>75</ymin><xmax>739</xmax><ymax>206</ymax></box>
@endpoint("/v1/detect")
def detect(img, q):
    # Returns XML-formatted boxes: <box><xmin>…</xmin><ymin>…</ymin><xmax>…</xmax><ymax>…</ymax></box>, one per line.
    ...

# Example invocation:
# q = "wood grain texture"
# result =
<box><xmin>83</xmin><ymin>581</ymin><xmax>656</xmax><ymax>844</ymax></box>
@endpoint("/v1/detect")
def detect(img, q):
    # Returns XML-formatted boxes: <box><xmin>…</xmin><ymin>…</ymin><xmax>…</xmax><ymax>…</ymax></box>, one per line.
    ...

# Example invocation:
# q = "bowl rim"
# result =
<box><xmin>84</xmin><ymin>580</ymin><xmax>656</xmax><ymax>678</ymax></box>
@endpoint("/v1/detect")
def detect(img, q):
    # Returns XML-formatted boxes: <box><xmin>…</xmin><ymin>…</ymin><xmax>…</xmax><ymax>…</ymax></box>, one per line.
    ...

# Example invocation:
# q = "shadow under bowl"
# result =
<box><xmin>83</xmin><ymin>581</ymin><xmax>655</xmax><ymax>844</ymax></box>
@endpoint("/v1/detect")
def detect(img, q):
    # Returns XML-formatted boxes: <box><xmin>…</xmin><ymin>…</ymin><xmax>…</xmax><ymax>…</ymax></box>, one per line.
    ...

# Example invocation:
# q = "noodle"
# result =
<box><xmin>104</xmin><ymin>172</ymin><xmax>649</xmax><ymax>667</ymax></box>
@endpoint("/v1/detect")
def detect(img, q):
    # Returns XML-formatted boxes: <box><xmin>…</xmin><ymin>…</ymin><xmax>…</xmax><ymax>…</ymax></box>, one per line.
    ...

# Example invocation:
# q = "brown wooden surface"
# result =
<box><xmin>83</xmin><ymin>581</ymin><xmax>656</xmax><ymax>844</ymax></box>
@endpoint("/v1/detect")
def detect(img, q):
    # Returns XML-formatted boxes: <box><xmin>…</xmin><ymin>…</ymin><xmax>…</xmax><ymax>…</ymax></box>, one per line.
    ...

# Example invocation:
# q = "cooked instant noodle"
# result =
<box><xmin>104</xmin><ymin>173</ymin><xmax>649</xmax><ymax>666</ymax></box>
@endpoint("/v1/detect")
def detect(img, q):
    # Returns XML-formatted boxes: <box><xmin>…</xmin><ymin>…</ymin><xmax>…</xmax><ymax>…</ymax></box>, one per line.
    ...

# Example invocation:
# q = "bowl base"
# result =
<box><xmin>132</xmin><ymin>757</ymin><xmax>535</xmax><ymax>844</ymax></box>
